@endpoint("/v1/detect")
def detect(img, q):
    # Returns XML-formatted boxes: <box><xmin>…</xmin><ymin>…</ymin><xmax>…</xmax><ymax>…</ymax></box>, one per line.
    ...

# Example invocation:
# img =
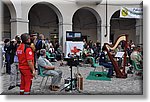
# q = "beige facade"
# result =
<box><xmin>1</xmin><ymin>0</ymin><xmax>143</xmax><ymax>52</ymax></box>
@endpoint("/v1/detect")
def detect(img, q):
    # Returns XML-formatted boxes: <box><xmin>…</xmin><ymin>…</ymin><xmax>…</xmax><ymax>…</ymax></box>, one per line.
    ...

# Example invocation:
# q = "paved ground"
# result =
<box><xmin>0</xmin><ymin>61</ymin><xmax>143</xmax><ymax>95</ymax></box>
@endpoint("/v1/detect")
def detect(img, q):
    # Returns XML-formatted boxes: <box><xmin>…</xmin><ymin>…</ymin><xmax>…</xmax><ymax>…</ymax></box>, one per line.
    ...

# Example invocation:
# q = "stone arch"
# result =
<box><xmin>76</xmin><ymin>7</ymin><xmax>101</xmax><ymax>24</ymax></box>
<box><xmin>72</xmin><ymin>7</ymin><xmax>101</xmax><ymax>42</ymax></box>
<box><xmin>110</xmin><ymin>10</ymin><xmax>136</xmax><ymax>44</ymax></box>
<box><xmin>28</xmin><ymin>2</ymin><xmax>63</xmax><ymax>24</ymax></box>
<box><xmin>2</xmin><ymin>0</ymin><xmax>17</xmax><ymax>39</ymax></box>
<box><xmin>2</xmin><ymin>0</ymin><xmax>17</xmax><ymax>18</ymax></box>
<box><xmin>28</xmin><ymin>1</ymin><xmax>63</xmax><ymax>44</ymax></box>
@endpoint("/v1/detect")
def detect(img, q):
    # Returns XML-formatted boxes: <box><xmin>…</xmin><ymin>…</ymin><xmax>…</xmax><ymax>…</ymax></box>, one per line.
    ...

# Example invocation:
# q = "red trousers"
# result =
<box><xmin>19</xmin><ymin>69</ymin><xmax>33</xmax><ymax>93</ymax></box>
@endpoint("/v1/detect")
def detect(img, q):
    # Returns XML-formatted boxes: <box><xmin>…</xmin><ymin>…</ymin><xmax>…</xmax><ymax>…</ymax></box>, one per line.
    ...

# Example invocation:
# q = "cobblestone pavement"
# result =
<box><xmin>0</xmin><ymin>61</ymin><xmax>143</xmax><ymax>95</ymax></box>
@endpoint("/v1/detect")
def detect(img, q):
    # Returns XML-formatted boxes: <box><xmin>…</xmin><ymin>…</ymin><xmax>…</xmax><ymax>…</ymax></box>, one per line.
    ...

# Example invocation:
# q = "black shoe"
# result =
<box><xmin>79</xmin><ymin>64</ymin><xmax>82</xmax><ymax>67</ymax></box>
<box><xmin>16</xmin><ymin>84</ymin><xmax>20</xmax><ymax>87</ymax></box>
<box><xmin>91</xmin><ymin>65</ymin><xmax>94</xmax><ymax>67</ymax></box>
<box><xmin>8</xmin><ymin>86</ymin><xmax>15</xmax><ymax>90</ymax></box>
<box><xmin>127</xmin><ymin>70</ymin><xmax>133</xmax><ymax>74</ymax></box>
<box><xmin>107</xmin><ymin>75</ymin><xmax>113</xmax><ymax>78</ymax></box>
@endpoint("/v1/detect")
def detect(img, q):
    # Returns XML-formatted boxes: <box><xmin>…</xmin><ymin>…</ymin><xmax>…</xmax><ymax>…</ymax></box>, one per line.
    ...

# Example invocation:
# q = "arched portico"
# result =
<box><xmin>72</xmin><ymin>7</ymin><xmax>101</xmax><ymax>43</ymax></box>
<box><xmin>110</xmin><ymin>10</ymin><xmax>139</xmax><ymax>45</ymax></box>
<box><xmin>2</xmin><ymin>0</ymin><xmax>17</xmax><ymax>39</ymax></box>
<box><xmin>28</xmin><ymin>2</ymin><xmax>63</xmax><ymax>45</ymax></box>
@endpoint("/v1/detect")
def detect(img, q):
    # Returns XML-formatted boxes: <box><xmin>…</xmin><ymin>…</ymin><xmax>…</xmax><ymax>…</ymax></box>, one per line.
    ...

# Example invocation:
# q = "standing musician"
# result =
<box><xmin>17</xmin><ymin>33</ymin><xmax>36</xmax><ymax>95</ymax></box>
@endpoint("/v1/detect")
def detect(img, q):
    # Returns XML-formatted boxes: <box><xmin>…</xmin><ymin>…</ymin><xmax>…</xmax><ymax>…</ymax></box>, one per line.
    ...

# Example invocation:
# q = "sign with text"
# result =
<box><xmin>120</xmin><ymin>7</ymin><xmax>143</xmax><ymax>19</ymax></box>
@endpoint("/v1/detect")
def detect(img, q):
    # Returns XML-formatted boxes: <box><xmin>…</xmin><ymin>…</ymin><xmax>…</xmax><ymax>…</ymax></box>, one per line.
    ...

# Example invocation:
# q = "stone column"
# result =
<box><xmin>61</xmin><ymin>23</ymin><xmax>72</xmax><ymax>53</ymax></box>
<box><xmin>58</xmin><ymin>22</ymin><xmax>63</xmax><ymax>46</ymax></box>
<box><xmin>10</xmin><ymin>18</ymin><xmax>29</xmax><ymax>38</ymax></box>
<box><xmin>0</xmin><ymin>0</ymin><xmax>2</xmax><ymax>42</ymax></box>
<box><xmin>97</xmin><ymin>22</ymin><xmax>101</xmax><ymax>42</ymax></box>
<box><xmin>0</xmin><ymin>0</ymin><xmax>2</xmax><ymax>85</ymax></box>
<box><xmin>101</xmin><ymin>23</ymin><xmax>110</xmax><ymax>47</ymax></box>
<box><xmin>136</xmin><ymin>19</ymin><xmax>143</xmax><ymax>45</ymax></box>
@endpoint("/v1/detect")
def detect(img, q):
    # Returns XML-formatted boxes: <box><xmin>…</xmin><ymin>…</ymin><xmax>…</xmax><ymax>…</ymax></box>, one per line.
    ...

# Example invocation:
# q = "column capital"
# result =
<box><xmin>135</xmin><ymin>24</ymin><xmax>143</xmax><ymax>27</ymax></box>
<box><xmin>58</xmin><ymin>21</ymin><xmax>73</xmax><ymax>25</ymax></box>
<box><xmin>101</xmin><ymin>24</ymin><xmax>110</xmax><ymax>27</ymax></box>
<box><xmin>10</xmin><ymin>18</ymin><xmax>29</xmax><ymax>23</ymax></box>
<box><xmin>61</xmin><ymin>23</ymin><xmax>72</xmax><ymax>26</ymax></box>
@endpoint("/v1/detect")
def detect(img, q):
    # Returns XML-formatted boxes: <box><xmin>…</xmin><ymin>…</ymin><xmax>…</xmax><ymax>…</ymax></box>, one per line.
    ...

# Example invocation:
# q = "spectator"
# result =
<box><xmin>88</xmin><ymin>40</ymin><xmax>93</xmax><ymax>48</ymax></box>
<box><xmin>49</xmin><ymin>45</ymin><xmax>57</xmax><ymax>61</ymax></box>
<box><xmin>35</xmin><ymin>34</ymin><xmax>46</xmax><ymax>57</ymax></box>
<box><xmin>82</xmin><ymin>45</ymin><xmax>94</xmax><ymax>65</ymax></box>
<box><xmin>54</xmin><ymin>40</ymin><xmax>59</xmax><ymax>51</ymax></box>
<box><xmin>4</xmin><ymin>39</ymin><xmax>11</xmax><ymax>74</ymax></box>
<box><xmin>83</xmin><ymin>39</ymin><xmax>87</xmax><ymax>48</ymax></box>
<box><xmin>56</xmin><ymin>45</ymin><xmax>64</xmax><ymax>66</ymax></box>
<box><xmin>8</xmin><ymin>39</ymin><xmax>21</xmax><ymax>90</ymax></box>
<box><xmin>30</xmin><ymin>33</ymin><xmax>38</xmax><ymax>70</ymax></box>
<box><xmin>45</xmin><ymin>38</ymin><xmax>50</xmax><ymax>52</ymax></box>
<box><xmin>84</xmin><ymin>45</ymin><xmax>94</xmax><ymax>57</ymax></box>
<box><xmin>130</xmin><ymin>47</ymin><xmax>143</xmax><ymax>68</ymax></box>
<box><xmin>8</xmin><ymin>52</ymin><xmax>20</xmax><ymax>90</ymax></box>
<box><xmin>92</xmin><ymin>43</ymin><xmax>98</xmax><ymax>60</ymax></box>
<box><xmin>30</xmin><ymin>33</ymin><xmax>37</xmax><ymax>51</ymax></box>
<box><xmin>96</xmin><ymin>40</ymin><xmax>101</xmax><ymax>54</ymax></box>
<box><xmin>9</xmin><ymin>39</ymin><xmax>17</xmax><ymax>65</ymax></box>
<box><xmin>38</xmin><ymin>49</ymin><xmax>62</xmax><ymax>91</ymax></box>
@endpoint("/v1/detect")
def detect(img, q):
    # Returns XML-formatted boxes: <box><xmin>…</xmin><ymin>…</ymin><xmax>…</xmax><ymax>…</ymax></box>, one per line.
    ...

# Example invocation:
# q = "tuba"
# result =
<box><xmin>104</xmin><ymin>34</ymin><xmax>128</xmax><ymax>78</ymax></box>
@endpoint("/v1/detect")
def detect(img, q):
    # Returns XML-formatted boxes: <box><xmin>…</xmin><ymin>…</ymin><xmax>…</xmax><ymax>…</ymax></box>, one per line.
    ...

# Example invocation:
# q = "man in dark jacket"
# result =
<box><xmin>99</xmin><ymin>46</ymin><xmax>114</xmax><ymax>78</ymax></box>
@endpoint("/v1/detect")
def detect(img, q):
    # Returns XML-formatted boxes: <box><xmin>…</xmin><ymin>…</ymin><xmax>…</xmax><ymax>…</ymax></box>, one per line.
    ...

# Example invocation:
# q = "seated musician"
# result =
<box><xmin>82</xmin><ymin>45</ymin><xmax>94</xmax><ymax>64</ymax></box>
<box><xmin>56</xmin><ymin>45</ymin><xmax>64</xmax><ymax>66</ymax></box>
<box><xmin>82</xmin><ymin>45</ymin><xmax>94</xmax><ymax>57</ymax></box>
<box><xmin>38</xmin><ymin>49</ymin><xmax>62</xmax><ymax>91</ymax></box>
<box><xmin>130</xmin><ymin>47</ymin><xmax>143</xmax><ymax>68</ymax></box>
<box><xmin>99</xmin><ymin>46</ymin><xmax>114</xmax><ymax>78</ymax></box>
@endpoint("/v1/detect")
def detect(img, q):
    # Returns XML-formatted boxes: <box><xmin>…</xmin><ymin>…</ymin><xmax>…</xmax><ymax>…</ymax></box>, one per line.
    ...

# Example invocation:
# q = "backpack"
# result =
<box><xmin>35</xmin><ymin>40</ymin><xmax>42</xmax><ymax>51</ymax></box>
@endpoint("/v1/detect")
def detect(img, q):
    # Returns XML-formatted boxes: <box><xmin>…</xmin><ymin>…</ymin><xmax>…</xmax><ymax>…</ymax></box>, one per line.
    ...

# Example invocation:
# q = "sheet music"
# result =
<box><xmin>115</xmin><ymin>52</ymin><xmax>125</xmax><ymax>58</ymax></box>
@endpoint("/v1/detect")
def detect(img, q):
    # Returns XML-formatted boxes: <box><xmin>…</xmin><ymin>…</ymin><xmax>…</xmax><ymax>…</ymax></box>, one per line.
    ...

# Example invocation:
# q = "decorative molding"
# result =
<box><xmin>76</xmin><ymin>0</ymin><xmax>102</xmax><ymax>5</ymax></box>
<box><xmin>10</xmin><ymin>18</ymin><xmax>29</xmax><ymax>23</ymax></box>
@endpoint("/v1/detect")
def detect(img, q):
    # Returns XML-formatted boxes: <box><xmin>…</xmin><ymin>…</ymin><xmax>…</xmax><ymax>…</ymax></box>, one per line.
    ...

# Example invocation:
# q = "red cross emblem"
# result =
<box><xmin>71</xmin><ymin>46</ymin><xmax>80</xmax><ymax>54</ymax></box>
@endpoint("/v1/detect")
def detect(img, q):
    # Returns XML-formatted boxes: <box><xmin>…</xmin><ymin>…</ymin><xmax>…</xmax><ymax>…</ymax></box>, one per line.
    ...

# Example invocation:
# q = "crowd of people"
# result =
<box><xmin>3</xmin><ymin>33</ymin><xmax>63</xmax><ymax>94</ymax></box>
<box><xmin>81</xmin><ymin>39</ymin><xmax>143</xmax><ymax>78</ymax></box>
<box><xmin>1</xmin><ymin>33</ymin><xmax>143</xmax><ymax>95</ymax></box>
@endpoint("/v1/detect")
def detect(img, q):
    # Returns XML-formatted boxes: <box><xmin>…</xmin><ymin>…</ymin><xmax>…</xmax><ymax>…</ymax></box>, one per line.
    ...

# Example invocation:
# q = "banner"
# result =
<box><xmin>65</xmin><ymin>41</ymin><xmax>84</xmax><ymax>58</ymax></box>
<box><xmin>120</xmin><ymin>7</ymin><xmax>143</xmax><ymax>18</ymax></box>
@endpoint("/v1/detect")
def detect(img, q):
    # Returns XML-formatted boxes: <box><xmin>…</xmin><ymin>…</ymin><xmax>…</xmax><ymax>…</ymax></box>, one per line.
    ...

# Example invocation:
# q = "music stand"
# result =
<box><xmin>60</xmin><ymin>57</ymin><xmax>80</xmax><ymax>92</ymax></box>
<box><xmin>114</xmin><ymin>52</ymin><xmax>124</xmax><ymax>58</ymax></box>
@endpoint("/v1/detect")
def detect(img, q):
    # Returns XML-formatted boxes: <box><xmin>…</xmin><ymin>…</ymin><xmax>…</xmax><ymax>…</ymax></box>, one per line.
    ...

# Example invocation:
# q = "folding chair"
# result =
<box><xmin>38</xmin><ymin>66</ymin><xmax>53</xmax><ymax>90</ymax></box>
<box><xmin>46</xmin><ymin>52</ymin><xmax>55</xmax><ymax>61</ymax></box>
<box><xmin>88</xmin><ymin>57</ymin><xmax>103</xmax><ymax>72</ymax></box>
<box><xmin>131</xmin><ymin>60</ymin><xmax>143</xmax><ymax>76</ymax></box>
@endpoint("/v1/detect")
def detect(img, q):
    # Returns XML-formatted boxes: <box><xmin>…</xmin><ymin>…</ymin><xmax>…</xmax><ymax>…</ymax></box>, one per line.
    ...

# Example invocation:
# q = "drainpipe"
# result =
<box><xmin>104</xmin><ymin>0</ymin><xmax>108</xmax><ymax>37</ymax></box>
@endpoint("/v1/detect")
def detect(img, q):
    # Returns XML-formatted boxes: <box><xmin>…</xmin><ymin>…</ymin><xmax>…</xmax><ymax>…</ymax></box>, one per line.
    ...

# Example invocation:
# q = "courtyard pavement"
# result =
<box><xmin>0</xmin><ymin>61</ymin><xmax>143</xmax><ymax>95</ymax></box>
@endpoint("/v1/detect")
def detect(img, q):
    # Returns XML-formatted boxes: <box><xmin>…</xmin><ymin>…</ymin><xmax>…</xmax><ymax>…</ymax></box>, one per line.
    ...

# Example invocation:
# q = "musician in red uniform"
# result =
<box><xmin>17</xmin><ymin>33</ymin><xmax>35</xmax><ymax>95</ymax></box>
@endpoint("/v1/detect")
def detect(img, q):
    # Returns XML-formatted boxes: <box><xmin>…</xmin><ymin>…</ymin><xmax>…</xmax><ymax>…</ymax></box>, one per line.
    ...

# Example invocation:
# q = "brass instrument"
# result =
<box><xmin>104</xmin><ymin>34</ymin><xmax>128</xmax><ymax>78</ymax></box>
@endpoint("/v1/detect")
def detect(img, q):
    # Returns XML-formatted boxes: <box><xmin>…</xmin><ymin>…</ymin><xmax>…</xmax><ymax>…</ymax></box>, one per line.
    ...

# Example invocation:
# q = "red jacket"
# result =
<box><xmin>17</xmin><ymin>43</ymin><xmax>34</xmax><ymax>70</ymax></box>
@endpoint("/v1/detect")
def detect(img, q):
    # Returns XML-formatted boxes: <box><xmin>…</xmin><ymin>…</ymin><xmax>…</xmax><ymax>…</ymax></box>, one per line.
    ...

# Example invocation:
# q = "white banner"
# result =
<box><xmin>120</xmin><ymin>7</ymin><xmax>143</xmax><ymax>18</ymax></box>
<box><xmin>65</xmin><ymin>41</ymin><xmax>84</xmax><ymax>58</ymax></box>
